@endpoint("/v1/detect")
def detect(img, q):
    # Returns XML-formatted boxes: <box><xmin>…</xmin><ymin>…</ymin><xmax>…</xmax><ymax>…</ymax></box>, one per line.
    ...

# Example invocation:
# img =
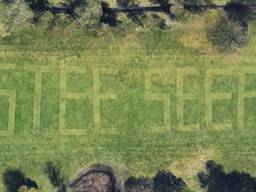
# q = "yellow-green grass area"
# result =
<box><xmin>1</xmin><ymin>23</ymin><xmax>256</xmax><ymax>192</ymax></box>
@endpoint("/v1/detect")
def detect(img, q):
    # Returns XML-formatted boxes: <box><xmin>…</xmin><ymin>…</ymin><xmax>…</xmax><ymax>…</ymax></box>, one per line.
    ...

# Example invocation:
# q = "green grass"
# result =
<box><xmin>0</xmin><ymin>25</ymin><xmax>256</xmax><ymax>192</ymax></box>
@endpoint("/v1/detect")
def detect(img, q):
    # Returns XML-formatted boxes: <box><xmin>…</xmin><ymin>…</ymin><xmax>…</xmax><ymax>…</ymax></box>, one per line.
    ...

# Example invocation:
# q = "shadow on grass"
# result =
<box><xmin>2</xmin><ymin>168</ymin><xmax>38</xmax><ymax>192</ymax></box>
<box><xmin>198</xmin><ymin>160</ymin><xmax>256</xmax><ymax>192</ymax></box>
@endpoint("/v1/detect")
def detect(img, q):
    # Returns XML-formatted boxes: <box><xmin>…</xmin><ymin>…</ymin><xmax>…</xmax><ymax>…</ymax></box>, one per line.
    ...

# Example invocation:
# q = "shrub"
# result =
<box><xmin>198</xmin><ymin>160</ymin><xmax>256</xmax><ymax>192</ymax></box>
<box><xmin>0</xmin><ymin>0</ymin><xmax>33</xmax><ymax>33</ymax></box>
<box><xmin>124</xmin><ymin>176</ymin><xmax>153</xmax><ymax>192</ymax></box>
<box><xmin>18</xmin><ymin>186</ymin><xmax>40</xmax><ymax>192</ymax></box>
<box><xmin>36</xmin><ymin>11</ymin><xmax>55</xmax><ymax>30</ymax></box>
<box><xmin>153</xmin><ymin>170</ymin><xmax>187</xmax><ymax>192</ymax></box>
<box><xmin>0</xmin><ymin>22</ymin><xmax>9</xmax><ymax>38</ymax></box>
<box><xmin>207</xmin><ymin>13</ymin><xmax>248</xmax><ymax>51</ymax></box>
<box><xmin>71</xmin><ymin>0</ymin><xmax>103</xmax><ymax>29</ymax></box>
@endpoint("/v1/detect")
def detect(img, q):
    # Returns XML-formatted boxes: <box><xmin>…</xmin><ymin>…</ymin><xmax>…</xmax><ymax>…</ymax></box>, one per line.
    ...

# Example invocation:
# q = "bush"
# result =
<box><xmin>153</xmin><ymin>170</ymin><xmax>187</xmax><ymax>192</ymax></box>
<box><xmin>207</xmin><ymin>13</ymin><xmax>248</xmax><ymax>51</ymax></box>
<box><xmin>0</xmin><ymin>0</ymin><xmax>33</xmax><ymax>33</ymax></box>
<box><xmin>0</xmin><ymin>22</ymin><xmax>9</xmax><ymax>38</ymax></box>
<box><xmin>36</xmin><ymin>11</ymin><xmax>55</xmax><ymax>30</ymax></box>
<box><xmin>198</xmin><ymin>160</ymin><xmax>256</xmax><ymax>192</ymax></box>
<box><xmin>124</xmin><ymin>176</ymin><xmax>153</xmax><ymax>192</ymax></box>
<box><xmin>44</xmin><ymin>161</ymin><xmax>67</xmax><ymax>192</ymax></box>
<box><xmin>72</xmin><ymin>0</ymin><xmax>103</xmax><ymax>29</ymax></box>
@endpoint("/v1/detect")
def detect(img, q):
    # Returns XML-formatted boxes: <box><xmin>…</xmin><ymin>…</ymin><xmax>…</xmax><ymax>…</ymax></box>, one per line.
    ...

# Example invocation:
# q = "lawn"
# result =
<box><xmin>0</xmin><ymin>21</ymin><xmax>256</xmax><ymax>191</ymax></box>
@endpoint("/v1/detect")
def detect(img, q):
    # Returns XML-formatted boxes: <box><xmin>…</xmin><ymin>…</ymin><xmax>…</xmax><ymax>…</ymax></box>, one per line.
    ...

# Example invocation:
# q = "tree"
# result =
<box><xmin>198</xmin><ymin>160</ymin><xmax>256</xmax><ymax>192</ymax></box>
<box><xmin>25</xmin><ymin>0</ymin><xmax>50</xmax><ymax>12</ymax></box>
<box><xmin>116</xmin><ymin>0</ymin><xmax>137</xmax><ymax>7</ymax></box>
<box><xmin>116</xmin><ymin>0</ymin><xmax>146</xmax><ymax>27</ymax></box>
<box><xmin>124</xmin><ymin>176</ymin><xmax>153</xmax><ymax>192</ymax></box>
<box><xmin>44</xmin><ymin>161</ymin><xmax>67</xmax><ymax>192</ymax></box>
<box><xmin>0</xmin><ymin>0</ymin><xmax>33</xmax><ymax>32</ymax></box>
<box><xmin>224</xmin><ymin>0</ymin><xmax>254</xmax><ymax>22</ymax></box>
<box><xmin>183</xmin><ymin>0</ymin><xmax>214</xmax><ymax>13</ymax></box>
<box><xmin>150</xmin><ymin>0</ymin><xmax>170</xmax><ymax>11</ymax></box>
<box><xmin>153</xmin><ymin>170</ymin><xmax>187</xmax><ymax>192</ymax></box>
<box><xmin>67</xmin><ymin>0</ymin><xmax>102</xmax><ymax>29</ymax></box>
<box><xmin>207</xmin><ymin>13</ymin><xmax>248</xmax><ymax>51</ymax></box>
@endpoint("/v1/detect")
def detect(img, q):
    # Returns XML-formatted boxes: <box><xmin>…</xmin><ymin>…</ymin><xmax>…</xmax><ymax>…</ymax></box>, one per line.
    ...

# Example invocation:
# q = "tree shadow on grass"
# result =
<box><xmin>2</xmin><ymin>168</ymin><xmax>38</xmax><ymax>192</ymax></box>
<box><xmin>197</xmin><ymin>160</ymin><xmax>256</xmax><ymax>192</ymax></box>
<box><xmin>44</xmin><ymin>161</ymin><xmax>67</xmax><ymax>192</ymax></box>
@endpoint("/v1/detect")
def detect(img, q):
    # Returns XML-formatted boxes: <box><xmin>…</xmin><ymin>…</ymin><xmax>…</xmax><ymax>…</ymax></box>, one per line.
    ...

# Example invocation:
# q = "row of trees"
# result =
<box><xmin>0</xmin><ymin>0</ymin><xmax>255</xmax><ymax>51</ymax></box>
<box><xmin>0</xmin><ymin>0</ymin><xmax>102</xmax><ymax>36</ymax></box>
<box><xmin>2</xmin><ymin>160</ymin><xmax>256</xmax><ymax>192</ymax></box>
<box><xmin>124</xmin><ymin>170</ymin><xmax>188</xmax><ymax>192</ymax></box>
<box><xmin>102</xmin><ymin>0</ymin><xmax>255</xmax><ymax>51</ymax></box>
<box><xmin>0</xmin><ymin>0</ymin><xmax>255</xmax><ymax>29</ymax></box>
<box><xmin>124</xmin><ymin>160</ymin><xmax>256</xmax><ymax>192</ymax></box>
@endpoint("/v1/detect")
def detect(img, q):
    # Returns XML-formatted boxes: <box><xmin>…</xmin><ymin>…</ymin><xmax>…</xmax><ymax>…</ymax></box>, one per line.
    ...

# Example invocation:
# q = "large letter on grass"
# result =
<box><xmin>237</xmin><ymin>67</ymin><xmax>256</xmax><ymax>129</ymax></box>
<box><xmin>92</xmin><ymin>68</ymin><xmax>117</xmax><ymax>134</ymax></box>
<box><xmin>59</xmin><ymin>66</ymin><xmax>88</xmax><ymax>135</ymax></box>
<box><xmin>176</xmin><ymin>67</ymin><xmax>200</xmax><ymax>131</ymax></box>
<box><xmin>205</xmin><ymin>68</ymin><xmax>234</xmax><ymax>130</ymax></box>
<box><xmin>0</xmin><ymin>64</ymin><xmax>17</xmax><ymax>136</ymax></box>
<box><xmin>145</xmin><ymin>69</ymin><xmax>171</xmax><ymax>132</ymax></box>
<box><xmin>24</xmin><ymin>65</ymin><xmax>57</xmax><ymax>132</ymax></box>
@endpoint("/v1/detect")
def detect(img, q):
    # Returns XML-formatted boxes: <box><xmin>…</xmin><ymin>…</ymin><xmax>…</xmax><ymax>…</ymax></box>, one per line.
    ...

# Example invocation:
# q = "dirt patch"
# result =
<box><xmin>169</xmin><ymin>147</ymin><xmax>217</xmax><ymax>191</ymax></box>
<box><xmin>69</xmin><ymin>164</ymin><xmax>121</xmax><ymax>192</ymax></box>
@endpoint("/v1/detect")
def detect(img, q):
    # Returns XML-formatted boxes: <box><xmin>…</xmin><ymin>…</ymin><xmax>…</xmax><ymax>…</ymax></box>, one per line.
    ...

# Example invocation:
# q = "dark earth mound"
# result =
<box><xmin>69</xmin><ymin>164</ymin><xmax>120</xmax><ymax>192</ymax></box>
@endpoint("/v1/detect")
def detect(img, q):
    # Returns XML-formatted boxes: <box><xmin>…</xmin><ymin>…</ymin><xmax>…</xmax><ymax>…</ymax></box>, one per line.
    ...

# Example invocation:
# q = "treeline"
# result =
<box><xmin>0</xmin><ymin>0</ymin><xmax>255</xmax><ymax>30</ymax></box>
<box><xmin>0</xmin><ymin>0</ymin><xmax>256</xmax><ymax>51</ymax></box>
<box><xmin>0</xmin><ymin>0</ymin><xmax>102</xmax><ymax>33</ymax></box>
<box><xmin>2</xmin><ymin>160</ymin><xmax>256</xmax><ymax>192</ymax></box>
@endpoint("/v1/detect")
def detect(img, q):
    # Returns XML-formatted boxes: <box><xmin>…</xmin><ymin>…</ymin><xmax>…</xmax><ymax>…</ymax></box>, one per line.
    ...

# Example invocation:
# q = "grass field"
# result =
<box><xmin>1</xmin><ymin>16</ymin><xmax>256</xmax><ymax>191</ymax></box>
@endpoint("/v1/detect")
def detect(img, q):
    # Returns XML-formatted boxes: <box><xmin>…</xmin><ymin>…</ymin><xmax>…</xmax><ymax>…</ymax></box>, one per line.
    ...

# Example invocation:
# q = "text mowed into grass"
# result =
<box><xmin>1</xmin><ymin>64</ymin><xmax>256</xmax><ymax>136</ymax></box>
